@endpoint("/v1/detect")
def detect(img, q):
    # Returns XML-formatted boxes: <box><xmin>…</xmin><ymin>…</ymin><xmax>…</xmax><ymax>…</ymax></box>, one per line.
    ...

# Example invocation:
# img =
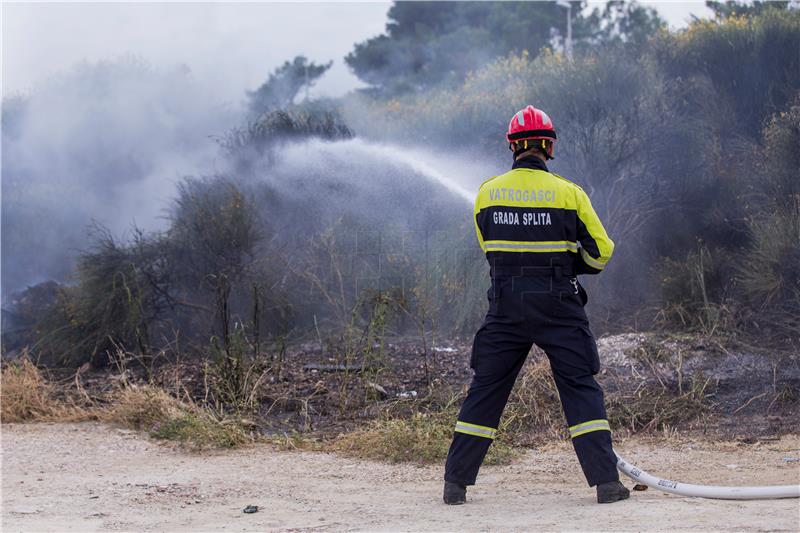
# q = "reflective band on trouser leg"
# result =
<box><xmin>569</xmin><ymin>419</ymin><xmax>611</xmax><ymax>438</ymax></box>
<box><xmin>454</xmin><ymin>420</ymin><xmax>497</xmax><ymax>440</ymax></box>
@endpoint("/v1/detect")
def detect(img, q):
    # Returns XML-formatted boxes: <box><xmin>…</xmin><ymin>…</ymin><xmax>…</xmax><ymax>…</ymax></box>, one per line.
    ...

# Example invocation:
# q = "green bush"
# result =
<box><xmin>221</xmin><ymin>109</ymin><xmax>353</xmax><ymax>170</ymax></box>
<box><xmin>36</xmin><ymin>228</ymin><xmax>169</xmax><ymax>367</ymax></box>
<box><xmin>736</xmin><ymin>96</ymin><xmax>800</xmax><ymax>339</ymax></box>
<box><xmin>738</xmin><ymin>206</ymin><xmax>800</xmax><ymax>337</ymax></box>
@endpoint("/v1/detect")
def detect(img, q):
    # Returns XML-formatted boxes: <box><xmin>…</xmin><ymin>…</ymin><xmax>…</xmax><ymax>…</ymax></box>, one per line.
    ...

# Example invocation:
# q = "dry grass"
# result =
<box><xmin>1</xmin><ymin>356</ymin><xmax>89</xmax><ymax>423</ymax></box>
<box><xmin>328</xmin><ymin>406</ymin><xmax>517</xmax><ymax>466</ymax></box>
<box><xmin>607</xmin><ymin>374</ymin><xmax>712</xmax><ymax>433</ymax></box>
<box><xmin>2</xmin><ymin>357</ymin><xmax>252</xmax><ymax>449</ymax></box>
<box><xmin>100</xmin><ymin>385</ymin><xmax>185</xmax><ymax>430</ymax></box>
<box><xmin>326</xmin><ymin>351</ymin><xmax>712</xmax><ymax>465</ymax></box>
<box><xmin>503</xmin><ymin>356</ymin><xmax>565</xmax><ymax>445</ymax></box>
<box><xmin>101</xmin><ymin>384</ymin><xmax>253</xmax><ymax>449</ymax></box>
<box><xmin>149</xmin><ymin>411</ymin><xmax>252</xmax><ymax>449</ymax></box>
<box><xmin>3</xmin><ymin>340</ymin><xmax>714</xmax><ymax>457</ymax></box>
<box><xmin>501</xmin><ymin>349</ymin><xmax>712</xmax><ymax>442</ymax></box>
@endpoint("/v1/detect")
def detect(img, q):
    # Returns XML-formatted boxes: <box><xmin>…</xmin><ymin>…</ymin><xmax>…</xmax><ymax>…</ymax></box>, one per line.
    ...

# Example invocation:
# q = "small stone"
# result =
<box><xmin>243</xmin><ymin>505</ymin><xmax>258</xmax><ymax>514</ymax></box>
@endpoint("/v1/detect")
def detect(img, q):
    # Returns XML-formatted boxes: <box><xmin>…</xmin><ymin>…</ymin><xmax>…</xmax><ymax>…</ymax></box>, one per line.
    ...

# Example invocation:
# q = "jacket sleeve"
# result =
<box><xmin>574</xmin><ymin>187</ymin><xmax>614</xmax><ymax>274</ymax></box>
<box><xmin>474</xmin><ymin>187</ymin><xmax>486</xmax><ymax>253</ymax></box>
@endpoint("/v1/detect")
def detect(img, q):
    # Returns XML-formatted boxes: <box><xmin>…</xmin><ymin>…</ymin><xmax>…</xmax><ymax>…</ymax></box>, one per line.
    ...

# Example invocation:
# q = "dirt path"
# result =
<box><xmin>3</xmin><ymin>423</ymin><xmax>799</xmax><ymax>532</ymax></box>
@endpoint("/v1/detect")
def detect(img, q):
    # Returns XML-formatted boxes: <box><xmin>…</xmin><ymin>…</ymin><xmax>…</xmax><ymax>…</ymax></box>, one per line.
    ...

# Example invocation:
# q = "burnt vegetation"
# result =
<box><xmin>2</xmin><ymin>2</ymin><xmax>799</xmax><ymax>453</ymax></box>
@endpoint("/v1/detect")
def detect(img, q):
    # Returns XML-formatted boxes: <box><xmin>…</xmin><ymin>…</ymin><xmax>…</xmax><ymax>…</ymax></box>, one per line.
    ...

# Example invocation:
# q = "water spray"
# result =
<box><xmin>285</xmin><ymin>138</ymin><xmax>477</xmax><ymax>203</ymax></box>
<box><xmin>341</xmin><ymin>140</ymin><xmax>476</xmax><ymax>203</ymax></box>
<box><xmin>616</xmin><ymin>453</ymin><xmax>800</xmax><ymax>500</ymax></box>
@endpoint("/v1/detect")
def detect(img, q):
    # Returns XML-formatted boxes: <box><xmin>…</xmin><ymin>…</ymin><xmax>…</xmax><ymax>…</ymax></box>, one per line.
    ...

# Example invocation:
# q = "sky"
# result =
<box><xmin>637</xmin><ymin>1</ymin><xmax>714</xmax><ymax>27</ymax></box>
<box><xmin>2</xmin><ymin>1</ymin><xmax>714</xmax><ymax>102</ymax></box>
<box><xmin>1</xmin><ymin>2</ymin><xmax>391</xmax><ymax>103</ymax></box>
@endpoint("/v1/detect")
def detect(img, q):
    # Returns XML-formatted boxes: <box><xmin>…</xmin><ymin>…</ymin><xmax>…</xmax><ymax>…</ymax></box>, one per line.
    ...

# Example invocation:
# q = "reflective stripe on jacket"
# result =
<box><xmin>474</xmin><ymin>156</ymin><xmax>614</xmax><ymax>274</ymax></box>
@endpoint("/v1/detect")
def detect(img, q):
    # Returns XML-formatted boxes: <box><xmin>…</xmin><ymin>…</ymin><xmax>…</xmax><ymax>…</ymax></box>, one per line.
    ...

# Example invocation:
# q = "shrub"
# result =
<box><xmin>221</xmin><ymin>109</ymin><xmax>353</xmax><ymax>169</ymax></box>
<box><xmin>738</xmin><ymin>206</ymin><xmax>800</xmax><ymax>338</ymax></box>
<box><xmin>655</xmin><ymin>9</ymin><xmax>800</xmax><ymax>133</ymax></box>
<box><xmin>760</xmin><ymin>96</ymin><xmax>800</xmax><ymax>211</ymax></box>
<box><xmin>657</xmin><ymin>245</ymin><xmax>737</xmax><ymax>336</ymax></box>
<box><xmin>35</xmin><ymin>227</ymin><xmax>171</xmax><ymax>367</ymax></box>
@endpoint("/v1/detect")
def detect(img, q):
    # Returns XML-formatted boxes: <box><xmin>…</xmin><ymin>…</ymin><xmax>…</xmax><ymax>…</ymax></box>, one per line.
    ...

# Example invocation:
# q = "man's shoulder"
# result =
<box><xmin>477</xmin><ymin>172</ymin><xmax>508</xmax><ymax>190</ymax></box>
<box><xmin>549</xmin><ymin>172</ymin><xmax>585</xmax><ymax>192</ymax></box>
<box><xmin>478</xmin><ymin>169</ymin><xmax>584</xmax><ymax>192</ymax></box>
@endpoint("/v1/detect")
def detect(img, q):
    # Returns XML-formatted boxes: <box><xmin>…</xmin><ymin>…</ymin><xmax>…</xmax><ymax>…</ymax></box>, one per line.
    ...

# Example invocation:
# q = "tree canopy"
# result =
<box><xmin>345</xmin><ymin>1</ymin><xmax>665</xmax><ymax>94</ymax></box>
<box><xmin>247</xmin><ymin>56</ymin><xmax>332</xmax><ymax>116</ymax></box>
<box><xmin>705</xmin><ymin>0</ymin><xmax>790</xmax><ymax>19</ymax></box>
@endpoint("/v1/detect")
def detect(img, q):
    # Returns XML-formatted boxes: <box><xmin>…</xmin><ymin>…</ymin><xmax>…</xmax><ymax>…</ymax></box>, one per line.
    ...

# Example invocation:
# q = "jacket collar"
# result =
<box><xmin>512</xmin><ymin>155</ymin><xmax>549</xmax><ymax>172</ymax></box>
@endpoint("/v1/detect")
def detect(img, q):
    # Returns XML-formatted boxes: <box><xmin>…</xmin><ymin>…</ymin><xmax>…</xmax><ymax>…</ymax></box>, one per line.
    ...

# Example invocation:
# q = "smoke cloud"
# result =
<box><xmin>1</xmin><ymin>58</ymin><xmax>487</xmax><ymax>301</ymax></box>
<box><xmin>2</xmin><ymin>57</ymin><xmax>238</xmax><ymax>296</ymax></box>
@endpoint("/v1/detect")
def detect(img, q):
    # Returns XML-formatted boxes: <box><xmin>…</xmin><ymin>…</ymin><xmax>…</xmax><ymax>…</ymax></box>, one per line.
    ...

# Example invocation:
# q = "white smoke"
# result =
<box><xmin>1</xmin><ymin>57</ymin><xmax>491</xmax><ymax>299</ymax></box>
<box><xmin>1</xmin><ymin>57</ymin><xmax>238</xmax><ymax>295</ymax></box>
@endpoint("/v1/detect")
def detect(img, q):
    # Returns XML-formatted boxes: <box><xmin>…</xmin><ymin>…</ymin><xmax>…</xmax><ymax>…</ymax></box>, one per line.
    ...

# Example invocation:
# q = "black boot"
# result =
<box><xmin>596</xmin><ymin>481</ymin><xmax>630</xmax><ymax>504</ymax></box>
<box><xmin>443</xmin><ymin>481</ymin><xmax>467</xmax><ymax>505</ymax></box>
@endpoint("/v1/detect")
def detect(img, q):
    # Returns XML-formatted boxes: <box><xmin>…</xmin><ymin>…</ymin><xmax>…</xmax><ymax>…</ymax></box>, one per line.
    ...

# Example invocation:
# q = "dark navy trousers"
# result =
<box><xmin>444</xmin><ymin>273</ymin><xmax>619</xmax><ymax>487</ymax></box>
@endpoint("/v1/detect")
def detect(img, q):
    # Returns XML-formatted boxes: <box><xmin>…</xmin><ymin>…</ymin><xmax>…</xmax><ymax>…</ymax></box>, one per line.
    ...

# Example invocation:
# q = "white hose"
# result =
<box><xmin>615</xmin><ymin>453</ymin><xmax>800</xmax><ymax>500</ymax></box>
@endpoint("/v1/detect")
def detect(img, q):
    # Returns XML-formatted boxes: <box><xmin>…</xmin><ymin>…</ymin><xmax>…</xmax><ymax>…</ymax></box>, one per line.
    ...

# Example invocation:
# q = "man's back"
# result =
<box><xmin>473</xmin><ymin>156</ymin><xmax>614</xmax><ymax>274</ymax></box>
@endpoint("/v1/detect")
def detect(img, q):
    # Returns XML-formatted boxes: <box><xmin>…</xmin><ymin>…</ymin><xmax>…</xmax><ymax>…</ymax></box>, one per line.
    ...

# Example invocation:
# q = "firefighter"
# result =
<box><xmin>443</xmin><ymin>105</ymin><xmax>630</xmax><ymax>505</ymax></box>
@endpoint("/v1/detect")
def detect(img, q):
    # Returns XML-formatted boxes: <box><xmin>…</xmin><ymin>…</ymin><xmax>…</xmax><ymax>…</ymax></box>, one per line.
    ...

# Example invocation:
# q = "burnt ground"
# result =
<box><xmin>596</xmin><ymin>334</ymin><xmax>800</xmax><ymax>438</ymax></box>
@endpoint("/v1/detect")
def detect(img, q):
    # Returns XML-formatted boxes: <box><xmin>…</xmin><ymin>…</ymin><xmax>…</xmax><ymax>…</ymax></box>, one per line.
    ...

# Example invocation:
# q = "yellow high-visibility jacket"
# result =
<box><xmin>474</xmin><ymin>156</ymin><xmax>614</xmax><ymax>275</ymax></box>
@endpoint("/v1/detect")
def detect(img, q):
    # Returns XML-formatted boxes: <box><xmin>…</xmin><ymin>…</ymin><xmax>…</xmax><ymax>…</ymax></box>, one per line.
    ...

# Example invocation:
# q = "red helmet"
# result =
<box><xmin>506</xmin><ymin>105</ymin><xmax>557</xmax><ymax>159</ymax></box>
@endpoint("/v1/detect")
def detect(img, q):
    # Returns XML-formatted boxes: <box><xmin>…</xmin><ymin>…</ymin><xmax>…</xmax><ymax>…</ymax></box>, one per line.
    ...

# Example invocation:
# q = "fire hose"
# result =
<box><xmin>615</xmin><ymin>453</ymin><xmax>800</xmax><ymax>500</ymax></box>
